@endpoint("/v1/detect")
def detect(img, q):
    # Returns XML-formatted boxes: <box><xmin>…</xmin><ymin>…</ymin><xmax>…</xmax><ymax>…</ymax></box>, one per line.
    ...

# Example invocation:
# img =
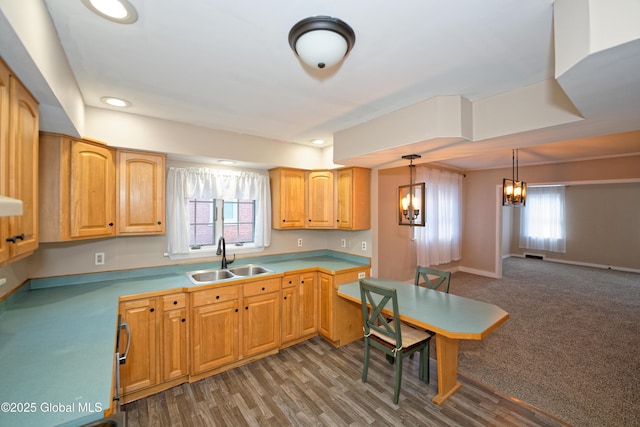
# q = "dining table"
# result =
<box><xmin>337</xmin><ymin>278</ymin><xmax>509</xmax><ymax>405</ymax></box>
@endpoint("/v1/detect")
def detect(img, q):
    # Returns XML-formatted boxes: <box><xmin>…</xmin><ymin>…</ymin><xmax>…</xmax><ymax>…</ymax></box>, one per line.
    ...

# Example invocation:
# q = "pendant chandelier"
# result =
<box><xmin>502</xmin><ymin>149</ymin><xmax>527</xmax><ymax>206</ymax></box>
<box><xmin>398</xmin><ymin>154</ymin><xmax>426</xmax><ymax>227</ymax></box>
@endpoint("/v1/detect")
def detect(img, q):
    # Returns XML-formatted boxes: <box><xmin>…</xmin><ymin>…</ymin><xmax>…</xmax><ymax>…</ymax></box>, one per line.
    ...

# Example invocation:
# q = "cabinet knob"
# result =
<box><xmin>173</xmin><ymin>300</ymin><xmax>178</xmax><ymax>305</ymax></box>
<box><xmin>301</xmin><ymin>281</ymin><xmax>304</xmax><ymax>284</ymax></box>
<box><xmin>282</xmin><ymin>219</ymin><xmax>286</xmax><ymax>222</ymax></box>
<box><xmin>261</xmin><ymin>287</ymin><xmax>265</xmax><ymax>291</ymax></box>
<box><xmin>181</xmin><ymin>318</ymin><xmax>186</xmax><ymax>323</ymax></box>
<box><xmin>150</xmin><ymin>308</ymin><xmax>155</xmax><ymax>312</ymax></box>
<box><xmin>109</xmin><ymin>222</ymin><xmax>114</xmax><ymax>227</ymax></box>
<box><xmin>216</xmin><ymin>295</ymin><xmax>220</xmax><ymax>299</ymax></box>
<box><xmin>157</xmin><ymin>221</ymin><xmax>162</xmax><ymax>225</ymax></box>
<box><xmin>245</xmin><ymin>306</ymin><xmax>248</xmax><ymax>310</ymax></box>
<box><xmin>235</xmin><ymin>308</ymin><xmax>238</xmax><ymax>312</ymax></box>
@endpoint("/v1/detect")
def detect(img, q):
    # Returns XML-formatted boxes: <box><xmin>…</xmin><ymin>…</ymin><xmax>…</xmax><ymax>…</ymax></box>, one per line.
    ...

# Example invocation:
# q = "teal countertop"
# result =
<box><xmin>338</xmin><ymin>278</ymin><xmax>508</xmax><ymax>340</ymax></box>
<box><xmin>0</xmin><ymin>250</ymin><xmax>369</xmax><ymax>427</ymax></box>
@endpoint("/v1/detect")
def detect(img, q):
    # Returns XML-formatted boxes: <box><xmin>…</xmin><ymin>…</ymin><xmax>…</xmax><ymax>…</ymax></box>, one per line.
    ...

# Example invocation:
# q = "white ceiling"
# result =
<box><xmin>40</xmin><ymin>0</ymin><xmax>640</xmax><ymax>170</ymax></box>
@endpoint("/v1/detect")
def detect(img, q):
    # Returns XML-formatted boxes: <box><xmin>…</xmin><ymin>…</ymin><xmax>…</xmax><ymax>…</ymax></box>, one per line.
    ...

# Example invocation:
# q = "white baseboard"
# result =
<box><xmin>459</xmin><ymin>266</ymin><xmax>501</xmax><ymax>278</ymax></box>
<box><xmin>509</xmin><ymin>253</ymin><xmax>640</xmax><ymax>274</ymax></box>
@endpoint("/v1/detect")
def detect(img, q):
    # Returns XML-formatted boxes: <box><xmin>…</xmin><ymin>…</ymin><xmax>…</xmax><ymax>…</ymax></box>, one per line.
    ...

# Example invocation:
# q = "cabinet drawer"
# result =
<box><xmin>162</xmin><ymin>293</ymin><xmax>186</xmax><ymax>310</ymax></box>
<box><xmin>243</xmin><ymin>278</ymin><xmax>281</xmax><ymax>297</ymax></box>
<box><xmin>192</xmin><ymin>286</ymin><xmax>239</xmax><ymax>307</ymax></box>
<box><xmin>282</xmin><ymin>274</ymin><xmax>298</xmax><ymax>288</ymax></box>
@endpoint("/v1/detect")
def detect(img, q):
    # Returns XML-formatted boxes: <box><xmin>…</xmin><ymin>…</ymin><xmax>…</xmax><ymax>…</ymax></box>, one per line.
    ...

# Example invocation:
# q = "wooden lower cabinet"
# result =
<box><xmin>191</xmin><ymin>285</ymin><xmax>240</xmax><ymax>375</ymax></box>
<box><xmin>117</xmin><ymin>265</ymin><xmax>369</xmax><ymax>401</ymax></box>
<box><xmin>119</xmin><ymin>293</ymin><xmax>189</xmax><ymax>403</ymax></box>
<box><xmin>319</xmin><ymin>268</ymin><xmax>370</xmax><ymax>347</ymax></box>
<box><xmin>242</xmin><ymin>278</ymin><xmax>280</xmax><ymax>357</ymax></box>
<box><xmin>281</xmin><ymin>272</ymin><xmax>318</xmax><ymax>346</ymax></box>
<box><xmin>119</xmin><ymin>297</ymin><xmax>160</xmax><ymax>396</ymax></box>
<box><xmin>161</xmin><ymin>293</ymin><xmax>189</xmax><ymax>382</ymax></box>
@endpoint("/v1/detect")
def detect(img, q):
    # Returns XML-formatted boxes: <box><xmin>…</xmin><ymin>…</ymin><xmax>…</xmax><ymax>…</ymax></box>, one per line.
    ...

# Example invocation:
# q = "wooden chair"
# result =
<box><xmin>415</xmin><ymin>266</ymin><xmax>451</xmax><ymax>293</ymax></box>
<box><xmin>359</xmin><ymin>279</ymin><xmax>431</xmax><ymax>404</ymax></box>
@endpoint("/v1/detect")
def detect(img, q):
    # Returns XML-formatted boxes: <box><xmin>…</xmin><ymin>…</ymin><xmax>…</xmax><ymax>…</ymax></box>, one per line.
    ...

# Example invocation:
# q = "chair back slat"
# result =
<box><xmin>360</xmin><ymin>280</ymin><xmax>402</xmax><ymax>347</ymax></box>
<box><xmin>415</xmin><ymin>266</ymin><xmax>451</xmax><ymax>293</ymax></box>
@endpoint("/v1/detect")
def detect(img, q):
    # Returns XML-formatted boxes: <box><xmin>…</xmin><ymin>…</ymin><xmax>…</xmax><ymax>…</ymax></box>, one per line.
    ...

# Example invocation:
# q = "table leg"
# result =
<box><xmin>432</xmin><ymin>334</ymin><xmax>462</xmax><ymax>405</ymax></box>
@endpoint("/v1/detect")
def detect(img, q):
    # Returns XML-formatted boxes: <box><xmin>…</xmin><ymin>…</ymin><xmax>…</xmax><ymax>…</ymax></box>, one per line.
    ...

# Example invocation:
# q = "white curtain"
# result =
<box><xmin>166</xmin><ymin>167</ymin><xmax>271</xmax><ymax>255</ymax></box>
<box><xmin>519</xmin><ymin>185</ymin><xmax>566</xmax><ymax>253</ymax></box>
<box><xmin>415</xmin><ymin>167</ymin><xmax>463</xmax><ymax>266</ymax></box>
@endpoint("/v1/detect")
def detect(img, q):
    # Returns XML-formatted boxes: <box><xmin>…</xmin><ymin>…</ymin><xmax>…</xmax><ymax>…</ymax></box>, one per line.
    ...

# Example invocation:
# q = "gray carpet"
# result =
<box><xmin>450</xmin><ymin>258</ymin><xmax>640</xmax><ymax>427</ymax></box>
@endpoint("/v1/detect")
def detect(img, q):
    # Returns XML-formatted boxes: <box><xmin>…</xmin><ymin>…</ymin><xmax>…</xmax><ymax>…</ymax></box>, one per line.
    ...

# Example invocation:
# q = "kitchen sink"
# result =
<box><xmin>228</xmin><ymin>264</ymin><xmax>272</xmax><ymax>277</ymax></box>
<box><xmin>186</xmin><ymin>264</ymin><xmax>273</xmax><ymax>285</ymax></box>
<box><xmin>189</xmin><ymin>269</ymin><xmax>235</xmax><ymax>283</ymax></box>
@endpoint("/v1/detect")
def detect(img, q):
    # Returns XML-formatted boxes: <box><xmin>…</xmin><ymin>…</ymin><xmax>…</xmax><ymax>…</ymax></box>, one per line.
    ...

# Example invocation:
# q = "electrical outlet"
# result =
<box><xmin>358</xmin><ymin>272</ymin><xmax>366</xmax><ymax>279</ymax></box>
<box><xmin>95</xmin><ymin>252</ymin><xmax>105</xmax><ymax>265</ymax></box>
<box><xmin>361</xmin><ymin>241</ymin><xmax>367</xmax><ymax>251</ymax></box>
<box><xmin>340</xmin><ymin>239</ymin><xmax>346</xmax><ymax>248</ymax></box>
<box><xmin>297</xmin><ymin>238</ymin><xmax>303</xmax><ymax>247</ymax></box>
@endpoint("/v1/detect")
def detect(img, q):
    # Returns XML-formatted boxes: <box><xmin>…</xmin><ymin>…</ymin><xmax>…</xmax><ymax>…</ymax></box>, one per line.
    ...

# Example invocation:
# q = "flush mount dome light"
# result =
<box><xmin>81</xmin><ymin>0</ymin><xmax>138</xmax><ymax>24</ymax></box>
<box><xmin>288</xmin><ymin>16</ymin><xmax>355</xmax><ymax>69</ymax></box>
<box><xmin>100</xmin><ymin>96</ymin><xmax>131</xmax><ymax>107</ymax></box>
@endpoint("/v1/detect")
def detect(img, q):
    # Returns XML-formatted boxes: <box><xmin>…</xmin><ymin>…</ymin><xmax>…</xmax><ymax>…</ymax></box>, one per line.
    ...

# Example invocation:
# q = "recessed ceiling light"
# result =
<box><xmin>100</xmin><ymin>96</ymin><xmax>131</xmax><ymax>107</ymax></box>
<box><xmin>311</xmin><ymin>139</ymin><xmax>325</xmax><ymax>146</ymax></box>
<box><xmin>217</xmin><ymin>160</ymin><xmax>236</xmax><ymax>165</ymax></box>
<box><xmin>81</xmin><ymin>0</ymin><xmax>138</xmax><ymax>24</ymax></box>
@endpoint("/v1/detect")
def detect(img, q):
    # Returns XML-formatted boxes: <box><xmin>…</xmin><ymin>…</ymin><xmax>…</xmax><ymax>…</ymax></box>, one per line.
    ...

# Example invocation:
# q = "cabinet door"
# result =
<box><xmin>270</xmin><ymin>168</ymin><xmax>305</xmax><ymax>229</ymax></box>
<box><xmin>336</xmin><ymin>167</ymin><xmax>370</xmax><ymax>230</ymax></box>
<box><xmin>307</xmin><ymin>171</ymin><xmax>334</xmax><ymax>228</ymax></box>
<box><xmin>5</xmin><ymin>74</ymin><xmax>38</xmax><ymax>259</ymax></box>
<box><xmin>191</xmin><ymin>300</ymin><xmax>239</xmax><ymax>374</ymax></box>
<box><xmin>280</xmin><ymin>285</ymin><xmax>298</xmax><ymax>344</ymax></box>
<box><xmin>0</xmin><ymin>60</ymin><xmax>10</xmax><ymax>264</ymax></box>
<box><xmin>120</xmin><ymin>298</ymin><xmax>159</xmax><ymax>394</ymax></box>
<box><xmin>318</xmin><ymin>273</ymin><xmax>334</xmax><ymax>339</ymax></box>
<box><xmin>162</xmin><ymin>307</ymin><xmax>188</xmax><ymax>382</ymax></box>
<box><xmin>117</xmin><ymin>151</ymin><xmax>165</xmax><ymax>235</ymax></box>
<box><xmin>299</xmin><ymin>272</ymin><xmax>318</xmax><ymax>336</ymax></box>
<box><xmin>242</xmin><ymin>291</ymin><xmax>280</xmax><ymax>357</ymax></box>
<box><xmin>70</xmin><ymin>140</ymin><xmax>116</xmax><ymax>238</ymax></box>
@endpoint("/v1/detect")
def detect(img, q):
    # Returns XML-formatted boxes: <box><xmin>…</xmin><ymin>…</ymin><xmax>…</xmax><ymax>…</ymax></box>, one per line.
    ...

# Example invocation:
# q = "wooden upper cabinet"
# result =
<box><xmin>269</xmin><ymin>168</ymin><xmax>305</xmax><ymax>229</ymax></box>
<box><xmin>0</xmin><ymin>60</ymin><xmax>8</xmax><ymax>264</ymax></box>
<box><xmin>40</xmin><ymin>133</ymin><xmax>166</xmax><ymax>242</ymax></box>
<box><xmin>0</xmin><ymin>58</ymin><xmax>39</xmax><ymax>265</ymax></box>
<box><xmin>70</xmin><ymin>140</ymin><xmax>116</xmax><ymax>238</ymax></box>
<box><xmin>117</xmin><ymin>150</ymin><xmax>166</xmax><ymax>235</ymax></box>
<box><xmin>306</xmin><ymin>170</ymin><xmax>334</xmax><ymax>228</ymax></box>
<box><xmin>39</xmin><ymin>133</ymin><xmax>116</xmax><ymax>242</ymax></box>
<box><xmin>336</xmin><ymin>167</ymin><xmax>371</xmax><ymax>230</ymax></box>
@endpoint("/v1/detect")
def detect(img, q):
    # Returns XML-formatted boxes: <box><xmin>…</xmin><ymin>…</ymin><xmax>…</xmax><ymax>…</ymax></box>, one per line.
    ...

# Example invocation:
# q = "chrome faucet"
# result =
<box><xmin>216</xmin><ymin>236</ymin><xmax>235</xmax><ymax>269</ymax></box>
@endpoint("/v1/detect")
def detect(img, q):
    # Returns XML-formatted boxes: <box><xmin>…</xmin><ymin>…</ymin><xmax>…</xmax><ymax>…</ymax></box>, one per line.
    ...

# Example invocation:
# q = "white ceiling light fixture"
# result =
<box><xmin>288</xmin><ymin>16</ymin><xmax>356</xmax><ymax>69</ymax></box>
<box><xmin>217</xmin><ymin>160</ymin><xmax>236</xmax><ymax>165</ymax></box>
<box><xmin>311</xmin><ymin>139</ymin><xmax>325</xmax><ymax>146</ymax></box>
<box><xmin>100</xmin><ymin>96</ymin><xmax>131</xmax><ymax>107</ymax></box>
<box><xmin>81</xmin><ymin>0</ymin><xmax>138</xmax><ymax>24</ymax></box>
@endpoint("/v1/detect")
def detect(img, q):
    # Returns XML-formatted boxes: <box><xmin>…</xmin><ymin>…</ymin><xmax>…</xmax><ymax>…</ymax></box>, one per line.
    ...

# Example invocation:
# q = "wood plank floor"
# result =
<box><xmin>124</xmin><ymin>336</ymin><xmax>569</xmax><ymax>426</ymax></box>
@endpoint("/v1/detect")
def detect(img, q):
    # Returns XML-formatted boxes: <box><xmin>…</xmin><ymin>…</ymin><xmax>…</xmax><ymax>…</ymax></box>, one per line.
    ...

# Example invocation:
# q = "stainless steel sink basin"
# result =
<box><xmin>186</xmin><ymin>264</ymin><xmax>273</xmax><ymax>285</ymax></box>
<box><xmin>189</xmin><ymin>269</ymin><xmax>235</xmax><ymax>283</ymax></box>
<box><xmin>228</xmin><ymin>264</ymin><xmax>273</xmax><ymax>277</ymax></box>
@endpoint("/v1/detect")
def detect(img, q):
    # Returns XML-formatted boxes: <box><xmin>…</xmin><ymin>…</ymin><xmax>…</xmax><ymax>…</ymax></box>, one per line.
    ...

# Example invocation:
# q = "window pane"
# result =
<box><xmin>188</xmin><ymin>199</ymin><xmax>215</xmax><ymax>247</ymax></box>
<box><xmin>223</xmin><ymin>199</ymin><xmax>255</xmax><ymax>244</ymax></box>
